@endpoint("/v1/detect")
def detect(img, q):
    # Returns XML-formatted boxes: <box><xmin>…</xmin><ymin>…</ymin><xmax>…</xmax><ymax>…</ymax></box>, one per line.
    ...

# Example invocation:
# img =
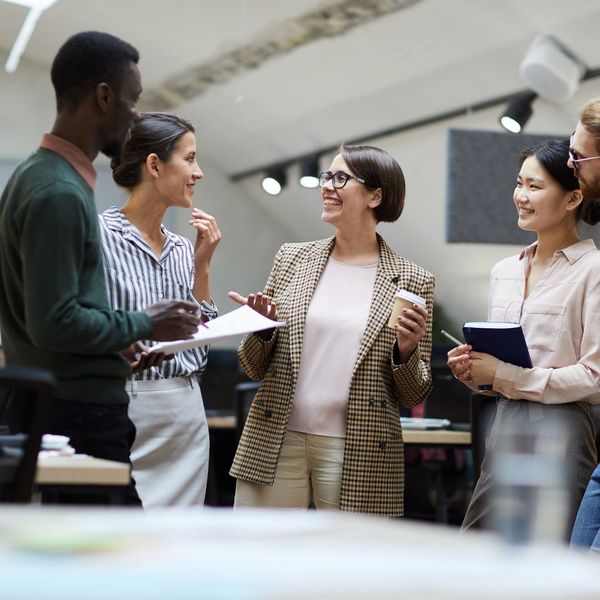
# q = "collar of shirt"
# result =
<box><xmin>39</xmin><ymin>133</ymin><xmax>96</xmax><ymax>191</ymax></box>
<box><xmin>519</xmin><ymin>238</ymin><xmax>597</xmax><ymax>265</ymax></box>
<box><xmin>103</xmin><ymin>206</ymin><xmax>184</xmax><ymax>259</ymax></box>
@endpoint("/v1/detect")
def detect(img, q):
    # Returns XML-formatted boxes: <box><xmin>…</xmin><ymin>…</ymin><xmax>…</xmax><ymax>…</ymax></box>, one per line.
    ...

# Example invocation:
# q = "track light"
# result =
<box><xmin>299</xmin><ymin>157</ymin><xmax>320</xmax><ymax>188</ymax></box>
<box><xmin>261</xmin><ymin>167</ymin><xmax>287</xmax><ymax>195</ymax></box>
<box><xmin>499</xmin><ymin>93</ymin><xmax>536</xmax><ymax>134</ymax></box>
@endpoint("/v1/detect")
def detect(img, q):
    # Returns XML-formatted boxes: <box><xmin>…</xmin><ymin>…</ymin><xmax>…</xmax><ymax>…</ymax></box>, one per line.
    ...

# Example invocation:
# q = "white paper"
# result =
<box><xmin>150</xmin><ymin>305</ymin><xmax>284</xmax><ymax>354</ymax></box>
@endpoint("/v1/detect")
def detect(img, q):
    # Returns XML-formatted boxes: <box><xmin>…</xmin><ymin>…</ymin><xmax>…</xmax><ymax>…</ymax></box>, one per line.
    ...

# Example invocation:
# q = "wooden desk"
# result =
<box><xmin>402</xmin><ymin>428</ymin><xmax>471</xmax><ymax>446</ymax></box>
<box><xmin>207</xmin><ymin>414</ymin><xmax>472</xmax><ymax>447</ymax></box>
<box><xmin>36</xmin><ymin>456</ymin><xmax>130</xmax><ymax>486</ymax></box>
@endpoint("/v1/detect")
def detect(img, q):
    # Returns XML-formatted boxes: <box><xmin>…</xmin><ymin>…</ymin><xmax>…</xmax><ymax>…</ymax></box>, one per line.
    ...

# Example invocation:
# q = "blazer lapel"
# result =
<box><xmin>288</xmin><ymin>237</ymin><xmax>335</xmax><ymax>376</ymax></box>
<box><xmin>352</xmin><ymin>236</ymin><xmax>410</xmax><ymax>374</ymax></box>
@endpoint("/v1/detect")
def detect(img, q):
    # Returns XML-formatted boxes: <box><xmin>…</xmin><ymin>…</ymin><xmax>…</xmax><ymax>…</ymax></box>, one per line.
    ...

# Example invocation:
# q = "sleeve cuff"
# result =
<box><xmin>493</xmin><ymin>361</ymin><xmax>519</xmax><ymax>398</ymax></box>
<box><xmin>198</xmin><ymin>299</ymin><xmax>218</xmax><ymax>321</ymax></box>
<box><xmin>392</xmin><ymin>341</ymin><xmax>420</xmax><ymax>370</ymax></box>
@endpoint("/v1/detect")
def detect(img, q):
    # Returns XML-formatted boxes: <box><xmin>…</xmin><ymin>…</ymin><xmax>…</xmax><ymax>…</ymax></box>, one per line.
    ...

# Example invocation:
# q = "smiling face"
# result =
<box><xmin>320</xmin><ymin>153</ymin><xmax>381</xmax><ymax>231</ymax></box>
<box><xmin>154</xmin><ymin>131</ymin><xmax>203</xmax><ymax>208</ymax></box>
<box><xmin>513</xmin><ymin>155</ymin><xmax>579</xmax><ymax>235</ymax></box>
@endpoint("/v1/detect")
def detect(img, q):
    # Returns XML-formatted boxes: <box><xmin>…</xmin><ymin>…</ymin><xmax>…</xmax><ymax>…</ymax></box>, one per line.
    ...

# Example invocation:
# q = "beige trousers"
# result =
<box><xmin>234</xmin><ymin>430</ymin><xmax>345</xmax><ymax>509</ymax></box>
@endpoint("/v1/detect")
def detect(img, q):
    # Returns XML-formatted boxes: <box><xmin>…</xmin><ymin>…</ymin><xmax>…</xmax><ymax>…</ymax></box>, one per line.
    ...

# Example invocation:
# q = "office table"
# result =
<box><xmin>207</xmin><ymin>414</ymin><xmax>472</xmax><ymax>446</ymax></box>
<box><xmin>0</xmin><ymin>506</ymin><xmax>597</xmax><ymax>600</ymax></box>
<box><xmin>35</xmin><ymin>455</ymin><xmax>130</xmax><ymax>503</ymax></box>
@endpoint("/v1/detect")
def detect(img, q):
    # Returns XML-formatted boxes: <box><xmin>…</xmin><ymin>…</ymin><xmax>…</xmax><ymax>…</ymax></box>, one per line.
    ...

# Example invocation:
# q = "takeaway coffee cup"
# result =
<box><xmin>387</xmin><ymin>289</ymin><xmax>426</xmax><ymax>329</ymax></box>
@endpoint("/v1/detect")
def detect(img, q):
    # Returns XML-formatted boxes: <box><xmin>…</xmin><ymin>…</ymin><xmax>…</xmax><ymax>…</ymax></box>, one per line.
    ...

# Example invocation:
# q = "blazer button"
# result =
<box><xmin>368</xmin><ymin>397</ymin><xmax>375</xmax><ymax>406</ymax></box>
<box><xmin>379</xmin><ymin>441</ymin><xmax>387</xmax><ymax>451</ymax></box>
<box><xmin>265</xmin><ymin>410</ymin><xmax>273</xmax><ymax>419</ymax></box>
<box><xmin>270</xmin><ymin>367</ymin><xmax>276</xmax><ymax>376</ymax></box>
<box><xmin>381</xmin><ymin>400</ymin><xmax>387</xmax><ymax>408</ymax></box>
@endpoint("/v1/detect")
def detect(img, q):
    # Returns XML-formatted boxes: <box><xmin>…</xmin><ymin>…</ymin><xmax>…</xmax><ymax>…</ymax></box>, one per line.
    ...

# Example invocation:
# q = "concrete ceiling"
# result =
<box><xmin>2</xmin><ymin>0</ymin><xmax>600</xmax><ymax>176</ymax></box>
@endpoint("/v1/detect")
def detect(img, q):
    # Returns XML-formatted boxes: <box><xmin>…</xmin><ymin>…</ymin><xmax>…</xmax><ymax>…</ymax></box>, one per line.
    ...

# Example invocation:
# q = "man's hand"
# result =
<box><xmin>122</xmin><ymin>341</ymin><xmax>172</xmax><ymax>374</ymax></box>
<box><xmin>144</xmin><ymin>300</ymin><xmax>202</xmax><ymax>341</ymax></box>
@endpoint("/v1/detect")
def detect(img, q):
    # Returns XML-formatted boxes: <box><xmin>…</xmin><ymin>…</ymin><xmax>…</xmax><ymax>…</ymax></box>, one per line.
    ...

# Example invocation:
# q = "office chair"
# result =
<box><xmin>0</xmin><ymin>366</ymin><xmax>56</xmax><ymax>502</ymax></box>
<box><xmin>199</xmin><ymin>348</ymin><xmax>249</xmax><ymax>414</ymax></box>
<box><xmin>233</xmin><ymin>381</ymin><xmax>260</xmax><ymax>441</ymax></box>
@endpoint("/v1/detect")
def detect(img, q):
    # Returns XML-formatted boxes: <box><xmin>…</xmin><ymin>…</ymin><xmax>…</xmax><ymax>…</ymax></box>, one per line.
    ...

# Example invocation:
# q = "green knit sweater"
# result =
<box><xmin>0</xmin><ymin>148</ymin><xmax>152</xmax><ymax>403</ymax></box>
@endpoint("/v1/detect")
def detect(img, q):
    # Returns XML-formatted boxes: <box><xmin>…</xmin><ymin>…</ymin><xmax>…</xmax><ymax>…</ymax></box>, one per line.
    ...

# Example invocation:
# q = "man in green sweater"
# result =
<box><xmin>0</xmin><ymin>31</ymin><xmax>202</xmax><ymax>505</ymax></box>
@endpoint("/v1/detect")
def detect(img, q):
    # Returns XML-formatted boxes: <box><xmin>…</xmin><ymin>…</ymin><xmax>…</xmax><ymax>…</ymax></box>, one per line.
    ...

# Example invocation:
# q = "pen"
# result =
<box><xmin>440</xmin><ymin>329</ymin><xmax>463</xmax><ymax>346</ymax></box>
<box><xmin>200</xmin><ymin>320</ymin><xmax>209</xmax><ymax>329</ymax></box>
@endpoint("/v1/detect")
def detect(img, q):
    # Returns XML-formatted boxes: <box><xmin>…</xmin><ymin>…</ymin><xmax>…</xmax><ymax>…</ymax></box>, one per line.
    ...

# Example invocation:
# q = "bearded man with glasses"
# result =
<box><xmin>569</xmin><ymin>97</ymin><xmax>600</xmax><ymax>554</ymax></box>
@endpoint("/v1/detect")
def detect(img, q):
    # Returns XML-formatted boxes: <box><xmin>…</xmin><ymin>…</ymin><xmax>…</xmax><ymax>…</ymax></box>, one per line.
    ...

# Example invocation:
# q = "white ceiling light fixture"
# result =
<box><xmin>518</xmin><ymin>35</ymin><xmax>585</xmax><ymax>103</ymax></box>
<box><xmin>3</xmin><ymin>0</ymin><xmax>60</xmax><ymax>73</ymax></box>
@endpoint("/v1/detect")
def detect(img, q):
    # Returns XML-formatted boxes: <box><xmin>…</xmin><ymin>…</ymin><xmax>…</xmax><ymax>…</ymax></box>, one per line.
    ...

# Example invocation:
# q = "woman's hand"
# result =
<box><xmin>447</xmin><ymin>344</ymin><xmax>474</xmax><ymax>386</ymax></box>
<box><xmin>228</xmin><ymin>290</ymin><xmax>278</xmax><ymax>321</ymax></box>
<box><xmin>392</xmin><ymin>303</ymin><xmax>428</xmax><ymax>363</ymax></box>
<box><xmin>469</xmin><ymin>351</ymin><xmax>500</xmax><ymax>388</ymax></box>
<box><xmin>190</xmin><ymin>209</ymin><xmax>221</xmax><ymax>268</ymax></box>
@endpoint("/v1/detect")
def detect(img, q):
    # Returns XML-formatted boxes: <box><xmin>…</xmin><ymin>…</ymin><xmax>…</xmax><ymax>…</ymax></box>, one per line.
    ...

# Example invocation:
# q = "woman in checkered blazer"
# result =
<box><xmin>229</xmin><ymin>144</ymin><xmax>434</xmax><ymax>516</ymax></box>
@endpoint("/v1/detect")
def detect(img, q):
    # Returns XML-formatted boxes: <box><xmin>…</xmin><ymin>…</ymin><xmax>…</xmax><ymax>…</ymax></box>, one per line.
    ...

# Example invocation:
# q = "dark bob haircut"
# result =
<box><xmin>339</xmin><ymin>144</ymin><xmax>406</xmax><ymax>223</ymax></box>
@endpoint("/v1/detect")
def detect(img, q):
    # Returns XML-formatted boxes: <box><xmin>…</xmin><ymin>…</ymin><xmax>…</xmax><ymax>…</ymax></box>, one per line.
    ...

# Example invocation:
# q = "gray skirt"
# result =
<box><xmin>127</xmin><ymin>376</ymin><xmax>209</xmax><ymax>509</ymax></box>
<box><xmin>462</xmin><ymin>398</ymin><xmax>597</xmax><ymax>540</ymax></box>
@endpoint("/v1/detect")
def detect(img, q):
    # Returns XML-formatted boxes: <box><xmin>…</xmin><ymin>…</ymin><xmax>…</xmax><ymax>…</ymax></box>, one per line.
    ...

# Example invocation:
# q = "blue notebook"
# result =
<box><xmin>462</xmin><ymin>321</ymin><xmax>533</xmax><ymax>368</ymax></box>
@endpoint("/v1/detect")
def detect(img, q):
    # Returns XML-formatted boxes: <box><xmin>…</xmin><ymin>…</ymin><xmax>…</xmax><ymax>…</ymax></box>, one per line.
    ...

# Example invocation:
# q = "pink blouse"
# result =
<box><xmin>491</xmin><ymin>239</ymin><xmax>600</xmax><ymax>404</ymax></box>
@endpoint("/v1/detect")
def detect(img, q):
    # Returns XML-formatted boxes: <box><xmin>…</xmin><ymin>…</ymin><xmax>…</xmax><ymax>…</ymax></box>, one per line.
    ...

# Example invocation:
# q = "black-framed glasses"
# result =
<box><xmin>319</xmin><ymin>170</ymin><xmax>366</xmax><ymax>189</ymax></box>
<box><xmin>569</xmin><ymin>133</ymin><xmax>600</xmax><ymax>172</ymax></box>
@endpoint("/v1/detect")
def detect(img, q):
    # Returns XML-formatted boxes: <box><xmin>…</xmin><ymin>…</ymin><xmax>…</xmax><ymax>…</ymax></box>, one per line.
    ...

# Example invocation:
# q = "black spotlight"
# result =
<box><xmin>499</xmin><ymin>93</ymin><xmax>537</xmax><ymax>133</ymax></box>
<box><xmin>299</xmin><ymin>156</ymin><xmax>320</xmax><ymax>188</ymax></box>
<box><xmin>261</xmin><ymin>167</ymin><xmax>287</xmax><ymax>195</ymax></box>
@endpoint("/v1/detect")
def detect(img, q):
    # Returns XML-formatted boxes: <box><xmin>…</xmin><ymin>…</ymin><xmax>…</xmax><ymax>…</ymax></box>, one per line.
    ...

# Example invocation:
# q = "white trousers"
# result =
<box><xmin>127</xmin><ymin>377</ymin><xmax>209</xmax><ymax>509</ymax></box>
<box><xmin>234</xmin><ymin>430</ymin><xmax>345</xmax><ymax>510</ymax></box>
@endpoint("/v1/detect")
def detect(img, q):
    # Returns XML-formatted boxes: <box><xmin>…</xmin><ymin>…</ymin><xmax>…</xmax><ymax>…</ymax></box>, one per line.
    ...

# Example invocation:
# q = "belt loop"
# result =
<box><xmin>189</xmin><ymin>376</ymin><xmax>194</xmax><ymax>389</ymax></box>
<box><xmin>130</xmin><ymin>378</ymin><xmax>138</xmax><ymax>398</ymax></box>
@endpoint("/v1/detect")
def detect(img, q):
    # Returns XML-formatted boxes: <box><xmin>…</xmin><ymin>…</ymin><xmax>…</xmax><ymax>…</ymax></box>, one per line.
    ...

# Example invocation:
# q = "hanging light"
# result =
<box><xmin>499</xmin><ymin>93</ymin><xmax>536</xmax><ymax>134</ymax></box>
<box><xmin>261</xmin><ymin>167</ymin><xmax>287</xmax><ymax>195</ymax></box>
<box><xmin>298</xmin><ymin>156</ymin><xmax>320</xmax><ymax>188</ymax></box>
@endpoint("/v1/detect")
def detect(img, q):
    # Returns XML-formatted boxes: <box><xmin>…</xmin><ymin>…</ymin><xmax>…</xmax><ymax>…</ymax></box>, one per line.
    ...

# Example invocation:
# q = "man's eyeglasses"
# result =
<box><xmin>319</xmin><ymin>170</ymin><xmax>366</xmax><ymax>189</ymax></box>
<box><xmin>569</xmin><ymin>134</ymin><xmax>600</xmax><ymax>172</ymax></box>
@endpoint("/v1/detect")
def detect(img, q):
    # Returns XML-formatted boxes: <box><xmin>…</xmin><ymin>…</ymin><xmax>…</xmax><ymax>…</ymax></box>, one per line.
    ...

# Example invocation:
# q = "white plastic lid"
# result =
<box><xmin>395</xmin><ymin>289</ymin><xmax>426</xmax><ymax>306</ymax></box>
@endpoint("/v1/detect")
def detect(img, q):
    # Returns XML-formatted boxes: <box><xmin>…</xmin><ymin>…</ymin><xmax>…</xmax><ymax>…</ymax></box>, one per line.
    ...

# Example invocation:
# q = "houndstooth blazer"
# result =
<box><xmin>230</xmin><ymin>234</ymin><xmax>434</xmax><ymax>516</ymax></box>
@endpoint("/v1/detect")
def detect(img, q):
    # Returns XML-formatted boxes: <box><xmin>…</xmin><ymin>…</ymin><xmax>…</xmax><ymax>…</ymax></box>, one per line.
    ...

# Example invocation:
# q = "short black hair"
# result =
<box><xmin>51</xmin><ymin>31</ymin><xmax>139</xmax><ymax>110</ymax></box>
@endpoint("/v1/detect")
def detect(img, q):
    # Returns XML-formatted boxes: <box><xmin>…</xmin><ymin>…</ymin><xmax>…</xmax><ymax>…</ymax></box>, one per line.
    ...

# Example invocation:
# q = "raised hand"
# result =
<box><xmin>190</xmin><ymin>208</ymin><xmax>221</xmax><ymax>268</ymax></box>
<box><xmin>228</xmin><ymin>290</ymin><xmax>278</xmax><ymax>321</ymax></box>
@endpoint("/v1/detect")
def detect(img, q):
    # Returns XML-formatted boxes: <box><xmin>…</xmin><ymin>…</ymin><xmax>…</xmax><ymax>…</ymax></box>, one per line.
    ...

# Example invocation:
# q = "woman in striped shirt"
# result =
<box><xmin>99</xmin><ymin>113</ymin><xmax>221</xmax><ymax>508</ymax></box>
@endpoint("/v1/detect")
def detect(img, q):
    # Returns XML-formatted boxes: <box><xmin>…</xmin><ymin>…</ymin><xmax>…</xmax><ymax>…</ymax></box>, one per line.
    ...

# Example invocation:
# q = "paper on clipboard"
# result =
<box><xmin>150</xmin><ymin>304</ymin><xmax>284</xmax><ymax>354</ymax></box>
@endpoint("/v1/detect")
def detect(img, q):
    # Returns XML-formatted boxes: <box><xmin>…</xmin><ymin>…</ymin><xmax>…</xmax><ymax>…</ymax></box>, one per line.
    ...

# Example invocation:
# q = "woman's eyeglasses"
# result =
<box><xmin>319</xmin><ymin>170</ymin><xmax>366</xmax><ymax>189</ymax></box>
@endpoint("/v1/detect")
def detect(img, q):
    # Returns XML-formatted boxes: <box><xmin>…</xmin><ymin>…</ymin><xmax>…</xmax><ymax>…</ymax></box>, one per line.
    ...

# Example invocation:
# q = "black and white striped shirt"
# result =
<box><xmin>99</xmin><ymin>207</ymin><xmax>217</xmax><ymax>380</ymax></box>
